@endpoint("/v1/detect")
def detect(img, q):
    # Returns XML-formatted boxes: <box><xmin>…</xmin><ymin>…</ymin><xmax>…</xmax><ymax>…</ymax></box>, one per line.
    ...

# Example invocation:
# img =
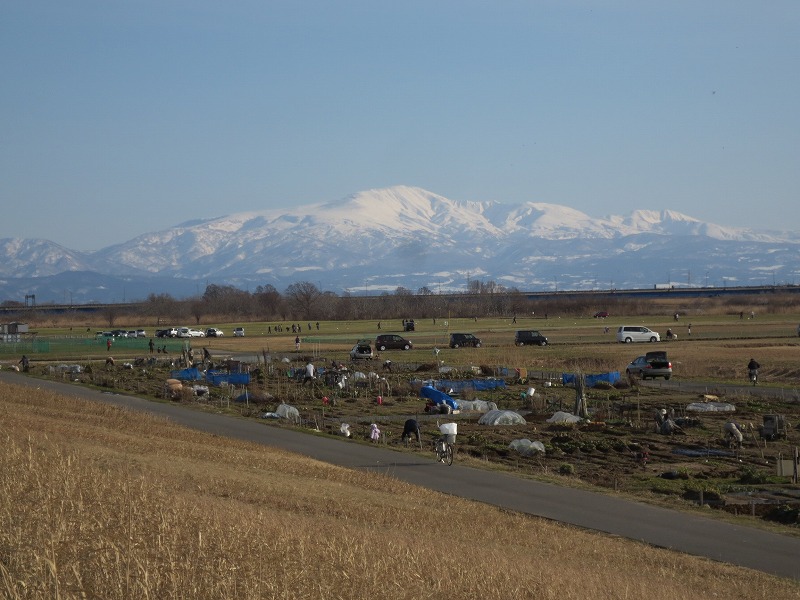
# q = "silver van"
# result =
<box><xmin>616</xmin><ymin>326</ymin><xmax>660</xmax><ymax>343</ymax></box>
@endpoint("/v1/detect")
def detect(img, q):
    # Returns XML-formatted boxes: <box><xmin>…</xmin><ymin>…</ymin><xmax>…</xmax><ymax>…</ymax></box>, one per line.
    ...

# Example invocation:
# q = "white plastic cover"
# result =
<box><xmin>546</xmin><ymin>411</ymin><xmax>583</xmax><ymax>424</ymax></box>
<box><xmin>686</xmin><ymin>402</ymin><xmax>736</xmax><ymax>413</ymax></box>
<box><xmin>478</xmin><ymin>410</ymin><xmax>527</xmax><ymax>425</ymax></box>
<box><xmin>509</xmin><ymin>438</ymin><xmax>546</xmax><ymax>456</ymax></box>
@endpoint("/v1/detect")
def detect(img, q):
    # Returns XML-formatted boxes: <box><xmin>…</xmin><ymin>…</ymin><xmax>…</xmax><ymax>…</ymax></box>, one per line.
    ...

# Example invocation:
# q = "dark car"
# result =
<box><xmin>449</xmin><ymin>333</ymin><xmax>481</xmax><ymax>348</ymax></box>
<box><xmin>626</xmin><ymin>351</ymin><xmax>672</xmax><ymax>380</ymax></box>
<box><xmin>594</xmin><ymin>311</ymin><xmax>610</xmax><ymax>318</ymax></box>
<box><xmin>514</xmin><ymin>330</ymin><xmax>548</xmax><ymax>346</ymax></box>
<box><xmin>375</xmin><ymin>334</ymin><xmax>413</xmax><ymax>351</ymax></box>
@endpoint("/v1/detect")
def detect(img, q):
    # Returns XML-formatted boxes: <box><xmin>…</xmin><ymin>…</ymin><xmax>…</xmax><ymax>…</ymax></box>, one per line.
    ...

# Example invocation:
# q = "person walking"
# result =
<box><xmin>747</xmin><ymin>358</ymin><xmax>761</xmax><ymax>385</ymax></box>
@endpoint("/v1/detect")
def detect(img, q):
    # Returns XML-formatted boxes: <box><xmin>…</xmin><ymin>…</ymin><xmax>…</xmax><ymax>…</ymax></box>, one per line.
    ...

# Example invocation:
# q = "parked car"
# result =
<box><xmin>514</xmin><ymin>330</ymin><xmax>548</xmax><ymax>346</ymax></box>
<box><xmin>375</xmin><ymin>334</ymin><xmax>413</xmax><ymax>351</ymax></box>
<box><xmin>206</xmin><ymin>328</ymin><xmax>224</xmax><ymax>337</ymax></box>
<box><xmin>233</xmin><ymin>327</ymin><xmax>245</xmax><ymax>337</ymax></box>
<box><xmin>449</xmin><ymin>333</ymin><xmax>481</xmax><ymax>348</ymax></box>
<box><xmin>156</xmin><ymin>327</ymin><xmax>178</xmax><ymax>338</ymax></box>
<box><xmin>626</xmin><ymin>351</ymin><xmax>672</xmax><ymax>380</ymax></box>
<box><xmin>403</xmin><ymin>319</ymin><xmax>416</xmax><ymax>332</ymax></box>
<box><xmin>136</xmin><ymin>329</ymin><xmax>147</xmax><ymax>338</ymax></box>
<box><xmin>178</xmin><ymin>327</ymin><xmax>205</xmax><ymax>338</ymax></box>
<box><xmin>350</xmin><ymin>340</ymin><xmax>374</xmax><ymax>360</ymax></box>
<box><xmin>594</xmin><ymin>311</ymin><xmax>610</xmax><ymax>318</ymax></box>
<box><xmin>616</xmin><ymin>326</ymin><xmax>660</xmax><ymax>343</ymax></box>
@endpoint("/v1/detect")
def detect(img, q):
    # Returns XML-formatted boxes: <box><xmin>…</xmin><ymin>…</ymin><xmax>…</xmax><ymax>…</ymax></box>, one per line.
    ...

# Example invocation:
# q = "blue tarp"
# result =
<box><xmin>443</xmin><ymin>379</ymin><xmax>506</xmax><ymax>392</ymax></box>
<box><xmin>170</xmin><ymin>367</ymin><xmax>204</xmax><ymax>381</ymax></box>
<box><xmin>413</xmin><ymin>378</ymin><xmax>507</xmax><ymax>393</ymax></box>
<box><xmin>207</xmin><ymin>371</ymin><xmax>251</xmax><ymax>386</ymax></box>
<box><xmin>562</xmin><ymin>371</ymin><xmax>620</xmax><ymax>387</ymax></box>
<box><xmin>420</xmin><ymin>386</ymin><xmax>459</xmax><ymax>410</ymax></box>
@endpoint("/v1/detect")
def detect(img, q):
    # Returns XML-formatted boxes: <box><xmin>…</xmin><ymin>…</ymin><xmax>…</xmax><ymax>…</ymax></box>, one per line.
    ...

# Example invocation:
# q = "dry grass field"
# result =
<box><xmin>2</xmin><ymin>379</ymin><xmax>800</xmax><ymax>599</ymax></box>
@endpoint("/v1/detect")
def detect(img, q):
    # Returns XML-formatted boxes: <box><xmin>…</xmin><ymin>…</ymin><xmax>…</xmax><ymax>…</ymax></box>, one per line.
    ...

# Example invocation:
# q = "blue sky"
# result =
<box><xmin>2</xmin><ymin>1</ymin><xmax>798</xmax><ymax>251</ymax></box>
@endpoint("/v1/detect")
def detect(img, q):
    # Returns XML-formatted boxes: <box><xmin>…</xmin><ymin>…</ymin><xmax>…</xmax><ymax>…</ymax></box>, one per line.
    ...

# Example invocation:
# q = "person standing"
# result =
<box><xmin>295</xmin><ymin>335</ymin><xmax>300</xmax><ymax>351</ymax></box>
<box><xmin>303</xmin><ymin>361</ymin><xmax>315</xmax><ymax>384</ymax></box>
<box><xmin>18</xmin><ymin>355</ymin><xmax>30</xmax><ymax>372</ymax></box>
<box><xmin>148</xmin><ymin>338</ymin><xmax>155</xmax><ymax>354</ymax></box>
<box><xmin>107</xmin><ymin>338</ymin><xmax>112</xmax><ymax>351</ymax></box>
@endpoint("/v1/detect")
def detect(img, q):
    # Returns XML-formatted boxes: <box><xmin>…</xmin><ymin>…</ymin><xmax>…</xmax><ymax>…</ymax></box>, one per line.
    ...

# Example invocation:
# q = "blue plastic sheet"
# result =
<box><xmin>420</xmin><ymin>386</ymin><xmax>459</xmax><ymax>410</ymax></box>
<box><xmin>207</xmin><ymin>371</ymin><xmax>251</xmax><ymax>385</ymax></box>
<box><xmin>170</xmin><ymin>367</ymin><xmax>203</xmax><ymax>381</ymax></box>
<box><xmin>413</xmin><ymin>378</ymin><xmax>507</xmax><ymax>393</ymax></box>
<box><xmin>562</xmin><ymin>372</ymin><xmax>620</xmax><ymax>387</ymax></box>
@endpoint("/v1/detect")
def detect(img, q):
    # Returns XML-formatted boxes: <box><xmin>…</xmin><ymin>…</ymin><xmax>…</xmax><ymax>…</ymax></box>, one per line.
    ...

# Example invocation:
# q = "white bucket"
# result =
<box><xmin>527</xmin><ymin>387</ymin><xmax>535</xmax><ymax>397</ymax></box>
<box><xmin>439</xmin><ymin>422</ymin><xmax>457</xmax><ymax>435</ymax></box>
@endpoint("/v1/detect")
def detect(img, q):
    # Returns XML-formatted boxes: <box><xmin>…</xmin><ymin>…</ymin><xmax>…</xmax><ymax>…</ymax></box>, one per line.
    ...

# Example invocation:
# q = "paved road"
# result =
<box><xmin>4</xmin><ymin>371</ymin><xmax>800</xmax><ymax>581</ymax></box>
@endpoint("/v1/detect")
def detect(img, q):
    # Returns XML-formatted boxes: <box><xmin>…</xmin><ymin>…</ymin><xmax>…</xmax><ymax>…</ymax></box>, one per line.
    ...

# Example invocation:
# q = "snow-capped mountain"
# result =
<box><xmin>1</xmin><ymin>186</ymin><xmax>798</xmax><ymax>303</ymax></box>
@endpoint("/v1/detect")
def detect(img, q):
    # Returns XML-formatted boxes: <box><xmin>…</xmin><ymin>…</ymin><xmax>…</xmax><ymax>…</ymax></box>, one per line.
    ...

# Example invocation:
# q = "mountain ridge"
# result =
<box><xmin>1</xmin><ymin>186</ymin><xmax>798</xmax><ymax>303</ymax></box>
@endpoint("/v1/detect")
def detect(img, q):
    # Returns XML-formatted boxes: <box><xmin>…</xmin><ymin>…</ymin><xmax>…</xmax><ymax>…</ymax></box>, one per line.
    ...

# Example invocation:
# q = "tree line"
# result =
<box><xmin>95</xmin><ymin>280</ymin><xmax>569</xmax><ymax>326</ymax></box>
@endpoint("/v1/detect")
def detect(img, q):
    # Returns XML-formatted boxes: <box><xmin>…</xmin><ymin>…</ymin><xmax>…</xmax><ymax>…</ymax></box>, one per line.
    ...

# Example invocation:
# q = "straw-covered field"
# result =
<box><xmin>2</xmin><ymin>379</ymin><xmax>800</xmax><ymax>599</ymax></box>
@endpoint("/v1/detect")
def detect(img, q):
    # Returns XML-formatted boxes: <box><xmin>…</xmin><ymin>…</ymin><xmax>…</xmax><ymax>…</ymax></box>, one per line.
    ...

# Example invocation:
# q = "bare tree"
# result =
<box><xmin>284</xmin><ymin>281</ymin><xmax>323</xmax><ymax>319</ymax></box>
<box><xmin>254</xmin><ymin>284</ymin><xmax>284</xmax><ymax>319</ymax></box>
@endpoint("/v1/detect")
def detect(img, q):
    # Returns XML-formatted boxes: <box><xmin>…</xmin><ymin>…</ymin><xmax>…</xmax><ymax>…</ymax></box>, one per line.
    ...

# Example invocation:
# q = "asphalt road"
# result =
<box><xmin>4</xmin><ymin>371</ymin><xmax>800</xmax><ymax>581</ymax></box>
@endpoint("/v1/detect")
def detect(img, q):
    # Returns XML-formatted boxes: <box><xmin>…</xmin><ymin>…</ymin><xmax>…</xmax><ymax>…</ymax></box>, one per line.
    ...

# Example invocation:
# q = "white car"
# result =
<box><xmin>178</xmin><ymin>327</ymin><xmax>205</xmax><ymax>338</ymax></box>
<box><xmin>616</xmin><ymin>326</ymin><xmax>660</xmax><ymax>343</ymax></box>
<box><xmin>205</xmin><ymin>328</ymin><xmax>224</xmax><ymax>337</ymax></box>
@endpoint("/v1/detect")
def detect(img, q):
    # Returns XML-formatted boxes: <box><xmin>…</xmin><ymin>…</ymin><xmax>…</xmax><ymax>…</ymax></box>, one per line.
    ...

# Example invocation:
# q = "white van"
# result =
<box><xmin>616</xmin><ymin>326</ymin><xmax>661</xmax><ymax>343</ymax></box>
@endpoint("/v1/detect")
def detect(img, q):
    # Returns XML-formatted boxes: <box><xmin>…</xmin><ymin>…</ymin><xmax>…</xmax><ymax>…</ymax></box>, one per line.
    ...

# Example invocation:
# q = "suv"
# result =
<box><xmin>514</xmin><ymin>330</ymin><xmax>548</xmax><ymax>346</ymax></box>
<box><xmin>233</xmin><ymin>327</ymin><xmax>245</xmax><ymax>337</ymax></box>
<box><xmin>616</xmin><ymin>326</ymin><xmax>660</xmax><ymax>343</ymax></box>
<box><xmin>449</xmin><ymin>333</ymin><xmax>481</xmax><ymax>348</ymax></box>
<box><xmin>375</xmin><ymin>334</ymin><xmax>413</xmax><ymax>351</ymax></box>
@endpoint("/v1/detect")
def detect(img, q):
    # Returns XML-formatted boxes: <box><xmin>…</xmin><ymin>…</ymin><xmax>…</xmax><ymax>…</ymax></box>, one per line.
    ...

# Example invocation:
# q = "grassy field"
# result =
<box><xmin>2</xmin><ymin>380</ymin><xmax>800</xmax><ymax>599</ymax></box>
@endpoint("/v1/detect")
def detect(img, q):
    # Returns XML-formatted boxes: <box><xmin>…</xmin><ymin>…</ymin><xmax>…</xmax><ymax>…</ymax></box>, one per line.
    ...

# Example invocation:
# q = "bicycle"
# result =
<box><xmin>434</xmin><ymin>436</ymin><xmax>455</xmax><ymax>466</ymax></box>
<box><xmin>749</xmin><ymin>369</ymin><xmax>758</xmax><ymax>386</ymax></box>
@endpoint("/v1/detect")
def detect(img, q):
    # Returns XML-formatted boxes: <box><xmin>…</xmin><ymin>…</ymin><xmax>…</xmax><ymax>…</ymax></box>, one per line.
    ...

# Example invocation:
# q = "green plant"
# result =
<box><xmin>558</xmin><ymin>463</ymin><xmax>575</xmax><ymax>475</ymax></box>
<box><xmin>739</xmin><ymin>466</ymin><xmax>769</xmax><ymax>485</ymax></box>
